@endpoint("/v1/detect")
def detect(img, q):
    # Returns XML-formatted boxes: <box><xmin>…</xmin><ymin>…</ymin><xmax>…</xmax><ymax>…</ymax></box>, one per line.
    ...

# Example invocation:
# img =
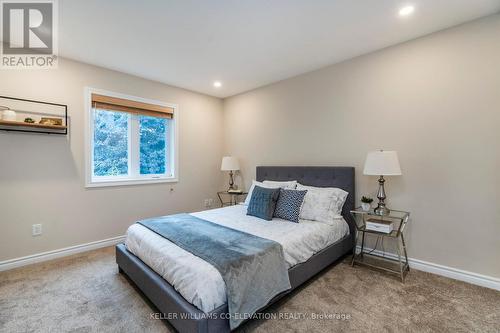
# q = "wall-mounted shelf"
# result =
<box><xmin>0</xmin><ymin>95</ymin><xmax>68</xmax><ymax>135</ymax></box>
<box><xmin>0</xmin><ymin>119</ymin><xmax>67</xmax><ymax>130</ymax></box>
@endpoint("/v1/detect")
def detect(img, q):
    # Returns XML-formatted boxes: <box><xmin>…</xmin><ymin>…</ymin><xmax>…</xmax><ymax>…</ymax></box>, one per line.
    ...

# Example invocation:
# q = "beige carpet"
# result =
<box><xmin>0</xmin><ymin>247</ymin><xmax>499</xmax><ymax>333</ymax></box>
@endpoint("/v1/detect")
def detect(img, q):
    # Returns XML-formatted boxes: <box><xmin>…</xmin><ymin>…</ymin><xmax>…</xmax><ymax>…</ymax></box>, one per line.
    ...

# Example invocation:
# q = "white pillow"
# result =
<box><xmin>262</xmin><ymin>180</ymin><xmax>297</xmax><ymax>189</ymax></box>
<box><xmin>296</xmin><ymin>183</ymin><xmax>348</xmax><ymax>223</ymax></box>
<box><xmin>244</xmin><ymin>180</ymin><xmax>297</xmax><ymax>205</ymax></box>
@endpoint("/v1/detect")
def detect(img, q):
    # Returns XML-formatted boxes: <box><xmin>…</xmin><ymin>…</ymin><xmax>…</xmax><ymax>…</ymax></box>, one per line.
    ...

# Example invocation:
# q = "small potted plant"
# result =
<box><xmin>361</xmin><ymin>196</ymin><xmax>373</xmax><ymax>212</ymax></box>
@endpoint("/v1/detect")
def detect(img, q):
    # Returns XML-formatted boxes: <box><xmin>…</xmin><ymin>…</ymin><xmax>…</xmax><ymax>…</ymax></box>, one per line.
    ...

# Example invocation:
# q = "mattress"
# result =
<box><xmin>125</xmin><ymin>204</ymin><xmax>349</xmax><ymax>313</ymax></box>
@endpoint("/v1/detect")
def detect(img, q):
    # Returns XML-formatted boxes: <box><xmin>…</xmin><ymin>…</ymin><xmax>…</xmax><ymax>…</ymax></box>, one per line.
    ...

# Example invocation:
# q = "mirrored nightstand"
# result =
<box><xmin>350</xmin><ymin>208</ymin><xmax>410</xmax><ymax>282</ymax></box>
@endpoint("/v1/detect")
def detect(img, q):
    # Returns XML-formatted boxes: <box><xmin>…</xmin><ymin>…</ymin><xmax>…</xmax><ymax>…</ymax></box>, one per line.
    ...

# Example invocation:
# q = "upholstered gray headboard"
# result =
<box><xmin>256</xmin><ymin>166</ymin><xmax>355</xmax><ymax>234</ymax></box>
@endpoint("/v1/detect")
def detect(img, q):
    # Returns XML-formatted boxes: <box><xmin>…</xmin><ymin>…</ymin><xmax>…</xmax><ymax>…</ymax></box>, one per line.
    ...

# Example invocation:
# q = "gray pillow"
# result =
<box><xmin>246</xmin><ymin>186</ymin><xmax>280</xmax><ymax>221</ymax></box>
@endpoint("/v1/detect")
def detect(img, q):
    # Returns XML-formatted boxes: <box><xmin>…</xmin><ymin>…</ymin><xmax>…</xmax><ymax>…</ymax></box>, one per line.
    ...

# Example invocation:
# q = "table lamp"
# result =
<box><xmin>221</xmin><ymin>156</ymin><xmax>240</xmax><ymax>190</ymax></box>
<box><xmin>363</xmin><ymin>150</ymin><xmax>402</xmax><ymax>215</ymax></box>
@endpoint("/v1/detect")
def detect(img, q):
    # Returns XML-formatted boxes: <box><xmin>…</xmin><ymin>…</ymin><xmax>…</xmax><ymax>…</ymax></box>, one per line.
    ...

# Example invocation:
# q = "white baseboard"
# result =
<box><xmin>0</xmin><ymin>235</ymin><xmax>125</xmax><ymax>272</ymax></box>
<box><xmin>1</xmin><ymin>237</ymin><xmax>498</xmax><ymax>292</ymax></box>
<box><xmin>355</xmin><ymin>246</ymin><xmax>500</xmax><ymax>291</ymax></box>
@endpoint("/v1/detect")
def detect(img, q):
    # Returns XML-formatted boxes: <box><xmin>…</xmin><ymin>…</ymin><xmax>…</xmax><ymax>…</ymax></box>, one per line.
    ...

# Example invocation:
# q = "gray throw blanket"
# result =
<box><xmin>137</xmin><ymin>213</ymin><xmax>291</xmax><ymax>329</ymax></box>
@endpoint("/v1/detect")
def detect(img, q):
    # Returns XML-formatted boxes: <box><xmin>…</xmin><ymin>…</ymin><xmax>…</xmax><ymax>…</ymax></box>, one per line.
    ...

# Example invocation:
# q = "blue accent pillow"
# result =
<box><xmin>247</xmin><ymin>186</ymin><xmax>280</xmax><ymax>220</ymax></box>
<box><xmin>274</xmin><ymin>188</ymin><xmax>307</xmax><ymax>223</ymax></box>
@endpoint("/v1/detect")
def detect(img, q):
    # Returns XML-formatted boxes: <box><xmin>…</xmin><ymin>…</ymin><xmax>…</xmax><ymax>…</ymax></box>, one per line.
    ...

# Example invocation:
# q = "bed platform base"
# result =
<box><xmin>116</xmin><ymin>235</ymin><xmax>353</xmax><ymax>333</ymax></box>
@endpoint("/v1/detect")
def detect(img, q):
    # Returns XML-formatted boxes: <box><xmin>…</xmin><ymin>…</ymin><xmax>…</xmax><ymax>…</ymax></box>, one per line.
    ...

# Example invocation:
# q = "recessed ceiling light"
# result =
<box><xmin>399</xmin><ymin>5</ymin><xmax>415</xmax><ymax>17</ymax></box>
<box><xmin>213</xmin><ymin>81</ymin><xmax>222</xmax><ymax>88</ymax></box>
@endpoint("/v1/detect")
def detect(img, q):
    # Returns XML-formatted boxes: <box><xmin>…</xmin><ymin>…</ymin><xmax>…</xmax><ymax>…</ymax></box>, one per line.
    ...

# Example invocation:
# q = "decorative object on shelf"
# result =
<box><xmin>360</xmin><ymin>196</ymin><xmax>373</xmax><ymax>212</ymax></box>
<box><xmin>1</xmin><ymin>106</ymin><xmax>17</xmax><ymax>121</ymax></box>
<box><xmin>221</xmin><ymin>156</ymin><xmax>240</xmax><ymax>190</ymax></box>
<box><xmin>363</xmin><ymin>150</ymin><xmax>402</xmax><ymax>216</ymax></box>
<box><xmin>39</xmin><ymin>117</ymin><xmax>63</xmax><ymax>126</ymax></box>
<box><xmin>0</xmin><ymin>105</ymin><xmax>9</xmax><ymax>119</ymax></box>
<box><xmin>365</xmin><ymin>218</ymin><xmax>393</xmax><ymax>233</ymax></box>
<box><xmin>0</xmin><ymin>95</ymin><xmax>68</xmax><ymax>135</ymax></box>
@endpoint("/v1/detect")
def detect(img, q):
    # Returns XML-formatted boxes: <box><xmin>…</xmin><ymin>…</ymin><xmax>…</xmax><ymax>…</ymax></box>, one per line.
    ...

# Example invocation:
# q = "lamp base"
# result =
<box><xmin>374</xmin><ymin>204</ymin><xmax>390</xmax><ymax>216</ymax></box>
<box><xmin>374</xmin><ymin>175</ymin><xmax>390</xmax><ymax>216</ymax></box>
<box><xmin>228</xmin><ymin>170</ymin><xmax>236</xmax><ymax>191</ymax></box>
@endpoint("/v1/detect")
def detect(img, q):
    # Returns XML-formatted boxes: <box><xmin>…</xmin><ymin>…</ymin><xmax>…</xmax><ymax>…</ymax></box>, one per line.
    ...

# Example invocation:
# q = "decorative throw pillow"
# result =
<box><xmin>296</xmin><ymin>184</ymin><xmax>348</xmax><ymax>224</ymax></box>
<box><xmin>244</xmin><ymin>180</ymin><xmax>297</xmax><ymax>205</ymax></box>
<box><xmin>247</xmin><ymin>186</ymin><xmax>280</xmax><ymax>220</ymax></box>
<box><xmin>274</xmin><ymin>188</ymin><xmax>308</xmax><ymax>223</ymax></box>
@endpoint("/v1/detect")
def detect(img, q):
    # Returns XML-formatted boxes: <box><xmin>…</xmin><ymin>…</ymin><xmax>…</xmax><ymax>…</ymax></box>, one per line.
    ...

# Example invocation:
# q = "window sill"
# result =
<box><xmin>85</xmin><ymin>177</ymin><xmax>178</xmax><ymax>188</ymax></box>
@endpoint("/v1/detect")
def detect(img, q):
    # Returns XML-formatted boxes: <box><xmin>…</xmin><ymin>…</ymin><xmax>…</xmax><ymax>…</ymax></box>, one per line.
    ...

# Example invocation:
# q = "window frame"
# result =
<box><xmin>84</xmin><ymin>87</ymin><xmax>179</xmax><ymax>188</ymax></box>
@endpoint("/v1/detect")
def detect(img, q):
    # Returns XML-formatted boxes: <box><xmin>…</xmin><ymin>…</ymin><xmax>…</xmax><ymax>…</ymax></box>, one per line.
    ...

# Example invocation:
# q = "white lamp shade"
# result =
<box><xmin>221</xmin><ymin>156</ymin><xmax>240</xmax><ymax>171</ymax></box>
<box><xmin>363</xmin><ymin>150</ymin><xmax>402</xmax><ymax>176</ymax></box>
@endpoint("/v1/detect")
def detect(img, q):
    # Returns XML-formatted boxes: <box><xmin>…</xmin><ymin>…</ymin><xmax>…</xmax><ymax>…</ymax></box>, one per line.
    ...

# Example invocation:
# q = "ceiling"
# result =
<box><xmin>59</xmin><ymin>0</ymin><xmax>500</xmax><ymax>98</ymax></box>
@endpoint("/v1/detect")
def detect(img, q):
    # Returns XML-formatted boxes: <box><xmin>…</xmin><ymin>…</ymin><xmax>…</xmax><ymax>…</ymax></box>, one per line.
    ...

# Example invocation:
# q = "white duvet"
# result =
<box><xmin>125</xmin><ymin>204</ymin><xmax>349</xmax><ymax>313</ymax></box>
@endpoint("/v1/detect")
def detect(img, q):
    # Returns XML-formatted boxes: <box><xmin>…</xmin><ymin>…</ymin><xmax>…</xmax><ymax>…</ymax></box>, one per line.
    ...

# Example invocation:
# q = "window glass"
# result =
<box><xmin>139</xmin><ymin>116</ymin><xmax>167</xmax><ymax>175</ymax></box>
<box><xmin>93</xmin><ymin>109</ymin><xmax>129</xmax><ymax>176</ymax></box>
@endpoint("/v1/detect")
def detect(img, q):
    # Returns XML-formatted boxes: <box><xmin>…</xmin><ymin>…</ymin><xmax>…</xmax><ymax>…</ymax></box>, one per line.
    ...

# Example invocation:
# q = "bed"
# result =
<box><xmin>116</xmin><ymin>166</ymin><xmax>356</xmax><ymax>332</ymax></box>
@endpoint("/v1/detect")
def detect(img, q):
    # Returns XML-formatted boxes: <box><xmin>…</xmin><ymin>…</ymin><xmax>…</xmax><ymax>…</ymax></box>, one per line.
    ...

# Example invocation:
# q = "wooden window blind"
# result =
<box><xmin>91</xmin><ymin>94</ymin><xmax>174</xmax><ymax>119</ymax></box>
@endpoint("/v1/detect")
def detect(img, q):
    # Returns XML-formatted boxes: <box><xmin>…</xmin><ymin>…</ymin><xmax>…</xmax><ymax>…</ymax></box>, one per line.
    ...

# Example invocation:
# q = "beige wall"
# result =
<box><xmin>223</xmin><ymin>15</ymin><xmax>500</xmax><ymax>278</ymax></box>
<box><xmin>1</xmin><ymin>15</ymin><xmax>499</xmax><ymax>279</ymax></box>
<box><xmin>0</xmin><ymin>58</ymin><xmax>224</xmax><ymax>261</ymax></box>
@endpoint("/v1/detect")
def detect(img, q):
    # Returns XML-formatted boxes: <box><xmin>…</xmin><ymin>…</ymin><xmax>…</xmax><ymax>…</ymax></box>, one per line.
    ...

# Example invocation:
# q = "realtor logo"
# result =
<box><xmin>1</xmin><ymin>0</ymin><xmax>58</xmax><ymax>68</ymax></box>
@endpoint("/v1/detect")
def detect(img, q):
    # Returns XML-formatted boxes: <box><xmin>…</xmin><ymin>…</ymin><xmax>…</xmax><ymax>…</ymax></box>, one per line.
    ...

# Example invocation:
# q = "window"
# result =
<box><xmin>85</xmin><ymin>89</ymin><xmax>178</xmax><ymax>187</ymax></box>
